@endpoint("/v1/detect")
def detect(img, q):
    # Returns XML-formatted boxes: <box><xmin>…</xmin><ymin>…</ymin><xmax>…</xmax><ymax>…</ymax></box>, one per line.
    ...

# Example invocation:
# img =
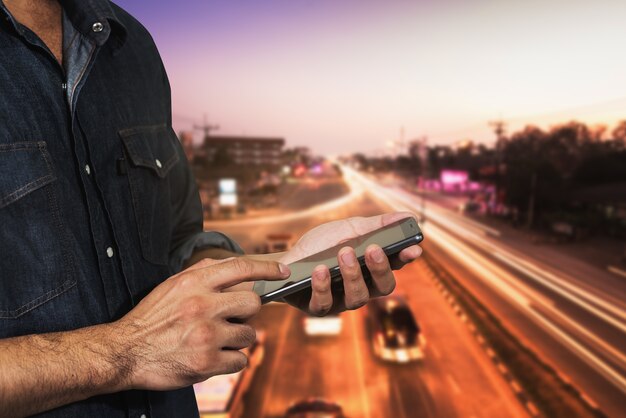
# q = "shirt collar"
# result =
<box><xmin>0</xmin><ymin>0</ymin><xmax>127</xmax><ymax>50</ymax></box>
<box><xmin>59</xmin><ymin>0</ymin><xmax>127</xmax><ymax>49</ymax></box>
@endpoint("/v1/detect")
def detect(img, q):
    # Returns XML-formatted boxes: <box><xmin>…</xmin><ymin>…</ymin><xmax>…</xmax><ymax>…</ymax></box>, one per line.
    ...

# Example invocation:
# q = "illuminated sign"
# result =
<box><xmin>219</xmin><ymin>179</ymin><xmax>237</xmax><ymax>194</ymax></box>
<box><xmin>218</xmin><ymin>178</ymin><xmax>237</xmax><ymax>207</ymax></box>
<box><xmin>440</xmin><ymin>170</ymin><xmax>468</xmax><ymax>185</ymax></box>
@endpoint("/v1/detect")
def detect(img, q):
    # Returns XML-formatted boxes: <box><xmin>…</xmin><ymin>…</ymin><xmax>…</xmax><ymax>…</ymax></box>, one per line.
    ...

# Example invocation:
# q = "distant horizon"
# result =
<box><xmin>115</xmin><ymin>0</ymin><xmax>626</xmax><ymax>156</ymax></box>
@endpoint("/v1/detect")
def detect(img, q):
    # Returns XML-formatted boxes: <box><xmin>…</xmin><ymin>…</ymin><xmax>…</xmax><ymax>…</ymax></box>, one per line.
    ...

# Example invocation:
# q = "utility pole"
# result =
<box><xmin>526</xmin><ymin>171</ymin><xmax>537</xmax><ymax>229</ymax></box>
<box><xmin>194</xmin><ymin>114</ymin><xmax>220</xmax><ymax>142</ymax></box>
<box><xmin>488</xmin><ymin>120</ymin><xmax>507</xmax><ymax>215</ymax></box>
<box><xmin>418</xmin><ymin>135</ymin><xmax>428</xmax><ymax>225</ymax></box>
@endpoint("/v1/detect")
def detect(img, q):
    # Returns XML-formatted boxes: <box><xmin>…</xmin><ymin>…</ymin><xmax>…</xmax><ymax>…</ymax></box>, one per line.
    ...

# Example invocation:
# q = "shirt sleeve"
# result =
<box><xmin>169</xmin><ymin>230</ymin><xmax>244</xmax><ymax>273</ymax></box>
<box><xmin>166</xmin><ymin>134</ymin><xmax>244</xmax><ymax>273</ymax></box>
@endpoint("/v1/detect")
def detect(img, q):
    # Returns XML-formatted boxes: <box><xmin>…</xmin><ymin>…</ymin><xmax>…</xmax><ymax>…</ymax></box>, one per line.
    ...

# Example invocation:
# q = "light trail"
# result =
<box><xmin>352</xmin><ymin>168</ymin><xmax>626</xmax><ymax>328</ymax></box>
<box><xmin>342</xmin><ymin>165</ymin><xmax>626</xmax><ymax>395</ymax></box>
<box><xmin>491</xmin><ymin>252</ymin><xmax>626</xmax><ymax>333</ymax></box>
<box><xmin>204</xmin><ymin>175</ymin><xmax>365</xmax><ymax>228</ymax></box>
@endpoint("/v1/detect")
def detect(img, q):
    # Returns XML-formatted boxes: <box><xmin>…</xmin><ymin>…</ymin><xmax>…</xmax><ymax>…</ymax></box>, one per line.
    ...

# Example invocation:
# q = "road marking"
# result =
<box><xmin>446</xmin><ymin>374</ymin><xmax>462</xmax><ymax>394</ymax></box>
<box><xmin>580</xmin><ymin>392</ymin><xmax>599</xmax><ymax>409</ymax></box>
<box><xmin>258</xmin><ymin>307</ymin><xmax>294</xmax><ymax>418</ymax></box>
<box><xmin>608</xmin><ymin>265</ymin><xmax>626</xmax><ymax>279</ymax></box>
<box><xmin>526</xmin><ymin>401</ymin><xmax>540</xmax><ymax>416</ymax></box>
<box><xmin>349</xmin><ymin>310</ymin><xmax>372</xmax><ymax>418</ymax></box>
<box><xmin>497</xmin><ymin>363</ymin><xmax>508</xmax><ymax>374</ymax></box>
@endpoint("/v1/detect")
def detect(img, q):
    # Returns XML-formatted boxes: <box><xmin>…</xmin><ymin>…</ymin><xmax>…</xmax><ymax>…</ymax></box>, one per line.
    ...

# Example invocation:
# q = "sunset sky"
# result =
<box><xmin>115</xmin><ymin>0</ymin><xmax>626</xmax><ymax>156</ymax></box>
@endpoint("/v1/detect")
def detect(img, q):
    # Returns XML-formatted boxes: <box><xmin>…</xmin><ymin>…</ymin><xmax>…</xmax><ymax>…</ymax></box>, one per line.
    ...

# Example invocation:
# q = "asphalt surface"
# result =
<box><xmin>207</xmin><ymin>178</ymin><xmax>529</xmax><ymax>418</ymax></box>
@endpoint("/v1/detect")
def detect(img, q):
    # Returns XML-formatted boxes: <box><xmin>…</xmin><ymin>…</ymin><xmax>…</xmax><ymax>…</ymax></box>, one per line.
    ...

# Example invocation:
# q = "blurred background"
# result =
<box><xmin>117</xmin><ymin>1</ymin><xmax>625</xmax><ymax>417</ymax></box>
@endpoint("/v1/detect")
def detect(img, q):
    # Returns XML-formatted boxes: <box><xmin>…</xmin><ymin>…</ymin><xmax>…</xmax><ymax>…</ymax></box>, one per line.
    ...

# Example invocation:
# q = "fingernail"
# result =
<box><xmin>341</xmin><ymin>250</ymin><xmax>356</xmax><ymax>267</ymax></box>
<box><xmin>372</xmin><ymin>247</ymin><xmax>385</xmax><ymax>263</ymax></box>
<box><xmin>279</xmin><ymin>263</ymin><xmax>291</xmax><ymax>277</ymax></box>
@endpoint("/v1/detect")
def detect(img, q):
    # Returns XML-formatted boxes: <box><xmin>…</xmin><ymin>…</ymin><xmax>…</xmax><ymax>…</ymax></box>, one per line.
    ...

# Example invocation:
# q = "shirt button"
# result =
<box><xmin>85</xmin><ymin>164</ymin><xmax>91</xmax><ymax>175</ymax></box>
<box><xmin>92</xmin><ymin>22</ymin><xmax>104</xmax><ymax>33</ymax></box>
<box><xmin>106</xmin><ymin>247</ymin><xmax>114</xmax><ymax>258</ymax></box>
<box><xmin>61</xmin><ymin>82</ymin><xmax>67</xmax><ymax>91</ymax></box>
<box><xmin>155</xmin><ymin>159</ymin><xmax>162</xmax><ymax>168</ymax></box>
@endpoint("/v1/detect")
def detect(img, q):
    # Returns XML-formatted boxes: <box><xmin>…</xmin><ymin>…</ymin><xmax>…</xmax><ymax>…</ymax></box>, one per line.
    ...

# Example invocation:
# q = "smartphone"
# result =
<box><xmin>253</xmin><ymin>217</ymin><xmax>423</xmax><ymax>304</ymax></box>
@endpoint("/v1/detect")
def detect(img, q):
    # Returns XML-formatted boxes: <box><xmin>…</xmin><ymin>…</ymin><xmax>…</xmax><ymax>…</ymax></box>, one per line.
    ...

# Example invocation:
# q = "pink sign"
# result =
<box><xmin>440</xmin><ymin>170</ymin><xmax>468</xmax><ymax>185</ymax></box>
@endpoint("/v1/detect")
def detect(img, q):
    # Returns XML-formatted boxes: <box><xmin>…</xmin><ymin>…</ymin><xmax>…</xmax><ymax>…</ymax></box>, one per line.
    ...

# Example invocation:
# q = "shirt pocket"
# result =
<box><xmin>0</xmin><ymin>142</ymin><xmax>77</xmax><ymax>320</ymax></box>
<box><xmin>119</xmin><ymin>124</ymin><xmax>179</xmax><ymax>265</ymax></box>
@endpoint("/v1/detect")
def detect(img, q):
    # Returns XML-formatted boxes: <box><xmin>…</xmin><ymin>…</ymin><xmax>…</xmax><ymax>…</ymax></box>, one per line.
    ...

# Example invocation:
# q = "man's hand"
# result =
<box><xmin>280</xmin><ymin>212</ymin><xmax>422</xmax><ymax>315</ymax></box>
<box><xmin>0</xmin><ymin>257</ymin><xmax>289</xmax><ymax>417</ymax></box>
<box><xmin>118</xmin><ymin>257</ymin><xmax>290</xmax><ymax>390</ymax></box>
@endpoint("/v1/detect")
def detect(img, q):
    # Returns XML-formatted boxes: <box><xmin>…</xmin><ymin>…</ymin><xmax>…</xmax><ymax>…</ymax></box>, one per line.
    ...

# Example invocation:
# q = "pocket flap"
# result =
<box><xmin>119</xmin><ymin>124</ymin><xmax>179</xmax><ymax>178</ymax></box>
<box><xmin>0</xmin><ymin>142</ymin><xmax>56</xmax><ymax>209</ymax></box>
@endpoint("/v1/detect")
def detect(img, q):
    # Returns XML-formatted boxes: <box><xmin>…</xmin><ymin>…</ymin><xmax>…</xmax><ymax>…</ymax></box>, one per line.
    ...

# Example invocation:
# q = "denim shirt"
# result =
<box><xmin>0</xmin><ymin>1</ymin><xmax>242</xmax><ymax>416</ymax></box>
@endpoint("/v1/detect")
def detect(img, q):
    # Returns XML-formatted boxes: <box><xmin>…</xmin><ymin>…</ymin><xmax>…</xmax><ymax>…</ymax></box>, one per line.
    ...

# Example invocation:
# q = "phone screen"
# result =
<box><xmin>253</xmin><ymin>217</ymin><xmax>421</xmax><ymax>300</ymax></box>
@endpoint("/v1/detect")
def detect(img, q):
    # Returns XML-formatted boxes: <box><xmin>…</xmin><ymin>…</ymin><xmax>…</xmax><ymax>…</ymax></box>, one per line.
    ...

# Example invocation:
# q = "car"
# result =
<box><xmin>285</xmin><ymin>398</ymin><xmax>345</xmax><ymax>418</ymax></box>
<box><xmin>366</xmin><ymin>295</ymin><xmax>426</xmax><ymax>363</ymax></box>
<box><xmin>303</xmin><ymin>313</ymin><xmax>343</xmax><ymax>336</ymax></box>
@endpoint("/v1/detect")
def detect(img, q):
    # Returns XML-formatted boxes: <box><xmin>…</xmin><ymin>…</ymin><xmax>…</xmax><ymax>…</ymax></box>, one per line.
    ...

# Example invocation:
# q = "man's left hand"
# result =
<box><xmin>279</xmin><ymin>212</ymin><xmax>422</xmax><ymax>315</ymax></box>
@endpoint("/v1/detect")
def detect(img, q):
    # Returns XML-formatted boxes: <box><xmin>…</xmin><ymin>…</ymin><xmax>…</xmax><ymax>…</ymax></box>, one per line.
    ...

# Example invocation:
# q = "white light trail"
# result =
<box><xmin>342</xmin><ymin>165</ymin><xmax>626</xmax><ymax>394</ymax></box>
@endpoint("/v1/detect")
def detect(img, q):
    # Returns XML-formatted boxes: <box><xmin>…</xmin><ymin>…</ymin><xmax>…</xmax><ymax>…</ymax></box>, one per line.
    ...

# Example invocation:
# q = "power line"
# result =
<box><xmin>193</xmin><ymin>114</ymin><xmax>220</xmax><ymax>139</ymax></box>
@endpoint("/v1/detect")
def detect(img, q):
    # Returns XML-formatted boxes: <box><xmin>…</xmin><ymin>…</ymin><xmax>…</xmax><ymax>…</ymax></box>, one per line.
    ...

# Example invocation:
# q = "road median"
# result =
<box><xmin>422</xmin><ymin>253</ymin><xmax>607</xmax><ymax>418</ymax></box>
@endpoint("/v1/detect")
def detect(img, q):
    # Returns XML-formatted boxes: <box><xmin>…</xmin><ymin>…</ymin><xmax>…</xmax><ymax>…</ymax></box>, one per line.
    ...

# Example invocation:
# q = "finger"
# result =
<box><xmin>364</xmin><ymin>244</ymin><xmax>396</xmax><ymax>297</ymax></box>
<box><xmin>215</xmin><ymin>350</ymin><xmax>249</xmax><ymax>376</ymax></box>
<box><xmin>338</xmin><ymin>247</ymin><xmax>369</xmax><ymax>310</ymax></box>
<box><xmin>215</xmin><ymin>291</ymin><xmax>262</xmax><ymax>320</ymax></box>
<box><xmin>308</xmin><ymin>265</ymin><xmax>333</xmax><ymax>316</ymax></box>
<box><xmin>206</xmin><ymin>257</ymin><xmax>291</xmax><ymax>290</ymax></box>
<box><xmin>183</xmin><ymin>257</ymin><xmax>227</xmax><ymax>273</ymax></box>
<box><xmin>218</xmin><ymin>322</ymin><xmax>257</xmax><ymax>350</ymax></box>
<box><xmin>397</xmin><ymin>245</ymin><xmax>423</xmax><ymax>264</ymax></box>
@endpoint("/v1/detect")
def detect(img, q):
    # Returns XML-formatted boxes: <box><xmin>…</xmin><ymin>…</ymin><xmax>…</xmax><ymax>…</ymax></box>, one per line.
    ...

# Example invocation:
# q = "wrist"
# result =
<box><xmin>96</xmin><ymin>320</ymin><xmax>139</xmax><ymax>393</ymax></box>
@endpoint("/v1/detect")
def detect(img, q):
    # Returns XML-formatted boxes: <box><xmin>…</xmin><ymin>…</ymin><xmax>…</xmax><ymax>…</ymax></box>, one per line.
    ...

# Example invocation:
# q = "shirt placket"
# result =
<box><xmin>63</xmin><ymin>16</ymin><xmax>151</xmax><ymax>418</ymax></box>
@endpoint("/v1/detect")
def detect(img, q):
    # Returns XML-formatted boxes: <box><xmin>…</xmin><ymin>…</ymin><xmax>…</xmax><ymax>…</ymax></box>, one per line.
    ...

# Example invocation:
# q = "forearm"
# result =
<box><xmin>0</xmin><ymin>321</ymin><xmax>131</xmax><ymax>418</ymax></box>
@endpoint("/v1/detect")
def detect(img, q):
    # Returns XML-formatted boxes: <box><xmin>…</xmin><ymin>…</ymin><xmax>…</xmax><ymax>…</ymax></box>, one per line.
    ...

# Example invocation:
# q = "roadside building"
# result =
<box><xmin>203</xmin><ymin>135</ymin><xmax>285</xmax><ymax>168</ymax></box>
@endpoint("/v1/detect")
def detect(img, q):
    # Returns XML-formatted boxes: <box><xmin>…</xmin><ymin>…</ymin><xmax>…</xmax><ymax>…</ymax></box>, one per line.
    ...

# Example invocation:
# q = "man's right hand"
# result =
<box><xmin>114</xmin><ymin>257</ymin><xmax>290</xmax><ymax>391</ymax></box>
<box><xmin>0</xmin><ymin>257</ymin><xmax>289</xmax><ymax>418</ymax></box>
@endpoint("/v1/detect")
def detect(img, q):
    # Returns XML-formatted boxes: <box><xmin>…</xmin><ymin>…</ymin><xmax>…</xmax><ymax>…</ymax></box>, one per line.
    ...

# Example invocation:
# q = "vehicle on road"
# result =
<box><xmin>193</xmin><ymin>331</ymin><xmax>265</xmax><ymax>418</ymax></box>
<box><xmin>303</xmin><ymin>313</ymin><xmax>343</xmax><ymax>336</ymax></box>
<box><xmin>284</xmin><ymin>398</ymin><xmax>345</xmax><ymax>418</ymax></box>
<box><xmin>366</xmin><ymin>295</ymin><xmax>426</xmax><ymax>363</ymax></box>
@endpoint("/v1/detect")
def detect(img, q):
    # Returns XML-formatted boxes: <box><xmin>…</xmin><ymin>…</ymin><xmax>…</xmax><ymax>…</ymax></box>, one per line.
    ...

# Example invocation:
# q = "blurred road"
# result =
<box><xmin>244</xmin><ymin>260</ymin><xmax>529</xmax><ymax>418</ymax></box>
<box><xmin>339</xmin><ymin>166</ymin><xmax>626</xmax><ymax>418</ymax></box>
<box><xmin>207</xmin><ymin>180</ymin><xmax>529</xmax><ymax>418</ymax></box>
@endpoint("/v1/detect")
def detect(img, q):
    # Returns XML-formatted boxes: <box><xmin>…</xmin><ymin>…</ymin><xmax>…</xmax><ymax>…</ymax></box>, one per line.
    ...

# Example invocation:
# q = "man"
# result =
<box><xmin>0</xmin><ymin>1</ymin><xmax>421</xmax><ymax>417</ymax></box>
